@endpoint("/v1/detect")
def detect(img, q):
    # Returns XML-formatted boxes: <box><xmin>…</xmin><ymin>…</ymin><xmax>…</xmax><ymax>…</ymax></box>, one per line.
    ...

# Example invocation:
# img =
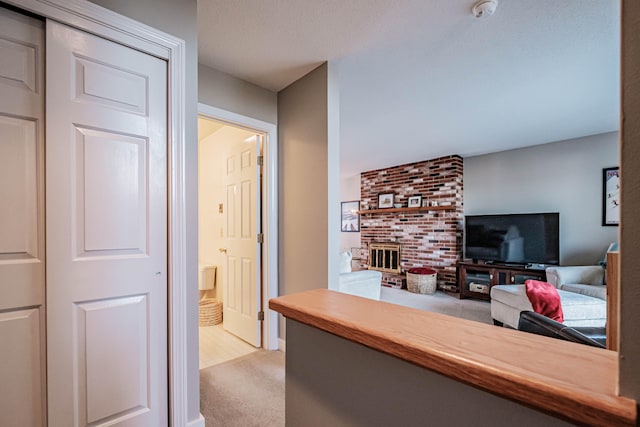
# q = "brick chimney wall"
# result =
<box><xmin>359</xmin><ymin>155</ymin><xmax>464</xmax><ymax>290</ymax></box>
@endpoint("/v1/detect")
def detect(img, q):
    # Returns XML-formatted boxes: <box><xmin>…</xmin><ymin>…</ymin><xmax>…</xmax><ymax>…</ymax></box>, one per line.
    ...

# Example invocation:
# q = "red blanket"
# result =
<box><xmin>525</xmin><ymin>279</ymin><xmax>564</xmax><ymax>322</ymax></box>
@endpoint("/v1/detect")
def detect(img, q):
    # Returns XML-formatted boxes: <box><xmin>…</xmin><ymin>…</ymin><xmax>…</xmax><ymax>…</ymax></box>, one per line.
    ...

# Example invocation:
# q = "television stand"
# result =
<box><xmin>495</xmin><ymin>262</ymin><xmax>528</xmax><ymax>269</ymax></box>
<box><xmin>457</xmin><ymin>261</ymin><xmax>547</xmax><ymax>301</ymax></box>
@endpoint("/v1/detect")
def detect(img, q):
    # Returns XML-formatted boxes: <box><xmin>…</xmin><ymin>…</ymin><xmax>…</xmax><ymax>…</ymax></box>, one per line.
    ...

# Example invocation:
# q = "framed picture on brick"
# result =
<box><xmin>377</xmin><ymin>192</ymin><xmax>394</xmax><ymax>209</ymax></box>
<box><xmin>408</xmin><ymin>195</ymin><xmax>422</xmax><ymax>208</ymax></box>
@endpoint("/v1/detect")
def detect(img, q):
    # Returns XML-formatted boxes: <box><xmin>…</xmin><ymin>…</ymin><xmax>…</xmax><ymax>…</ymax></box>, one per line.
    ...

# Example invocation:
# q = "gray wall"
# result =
<box><xmin>464</xmin><ymin>132</ymin><xmax>619</xmax><ymax>265</ymax></box>
<box><xmin>199</xmin><ymin>64</ymin><xmax>277</xmax><ymax>124</ymax></box>
<box><xmin>286</xmin><ymin>319</ymin><xmax>571</xmax><ymax>427</ymax></box>
<box><xmin>87</xmin><ymin>0</ymin><xmax>201</xmax><ymax>422</ymax></box>
<box><xmin>278</xmin><ymin>64</ymin><xmax>329</xmax><ymax>338</ymax></box>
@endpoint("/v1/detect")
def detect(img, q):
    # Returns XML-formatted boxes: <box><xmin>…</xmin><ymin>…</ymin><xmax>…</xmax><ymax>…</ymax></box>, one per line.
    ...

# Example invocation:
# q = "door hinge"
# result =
<box><xmin>257</xmin><ymin>233</ymin><xmax>264</xmax><ymax>244</ymax></box>
<box><xmin>258</xmin><ymin>311</ymin><xmax>265</xmax><ymax>321</ymax></box>
<box><xmin>257</xmin><ymin>155</ymin><xmax>264</xmax><ymax>166</ymax></box>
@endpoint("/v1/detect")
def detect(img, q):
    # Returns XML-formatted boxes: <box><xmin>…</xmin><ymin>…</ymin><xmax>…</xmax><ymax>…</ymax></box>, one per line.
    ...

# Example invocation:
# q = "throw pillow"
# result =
<box><xmin>525</xmin><ymin>279</ymin><xmax>564</xmax><ymax>323</ymax></box>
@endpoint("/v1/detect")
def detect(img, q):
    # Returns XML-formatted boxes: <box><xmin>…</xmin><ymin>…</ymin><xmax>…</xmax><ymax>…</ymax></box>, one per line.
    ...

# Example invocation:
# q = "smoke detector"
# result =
<box><xmin>472</xmin><ymin>0</ymin><xmax>498</xmax><ymax>18</ymax></box>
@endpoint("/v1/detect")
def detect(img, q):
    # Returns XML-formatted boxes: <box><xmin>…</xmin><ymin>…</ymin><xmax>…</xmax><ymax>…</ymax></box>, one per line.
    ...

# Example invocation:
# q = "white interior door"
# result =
<box><xmin>0</xmin><ymin>7</ymin><xmax>46</xmax><ymax>427</ymax></box>
<box><xmin>46</xmin><ymin>20</ymin><xmax>168</xmax><ymax>426</ymax></box>
<box><xmin>223</xmin><ymin>135</ymin><xmax>261</xmax><ymax>347</ymax></box>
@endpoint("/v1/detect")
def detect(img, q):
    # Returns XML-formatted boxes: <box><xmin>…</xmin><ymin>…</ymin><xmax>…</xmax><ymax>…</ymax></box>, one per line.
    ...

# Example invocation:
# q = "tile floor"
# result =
<box><xmin>199</xmin><ymin>323</ymin><xmax>258</xmax><ymax>370</ymax></box>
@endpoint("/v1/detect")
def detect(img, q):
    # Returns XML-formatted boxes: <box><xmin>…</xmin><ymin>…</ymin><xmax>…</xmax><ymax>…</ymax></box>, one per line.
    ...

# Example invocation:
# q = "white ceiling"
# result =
<box><xmin>198</xmin><ymin>0</ymin><xmax>620</xmax><ymax>177</ymax></box>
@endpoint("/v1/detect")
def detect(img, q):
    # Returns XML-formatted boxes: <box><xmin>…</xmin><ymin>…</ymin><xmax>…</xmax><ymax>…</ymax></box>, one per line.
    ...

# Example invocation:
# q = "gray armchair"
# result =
<box><xmin>544</xmin><ymin>265</ymin><xmax>606</xmax><ymax>300</ymax></box>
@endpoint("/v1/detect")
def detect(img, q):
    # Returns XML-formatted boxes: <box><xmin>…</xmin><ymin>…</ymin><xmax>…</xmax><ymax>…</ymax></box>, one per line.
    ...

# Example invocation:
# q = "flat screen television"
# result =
<box><xmin>464</xmin><ymin>213</ymin><xmax>559</xmax><ymax>265</ymax></box>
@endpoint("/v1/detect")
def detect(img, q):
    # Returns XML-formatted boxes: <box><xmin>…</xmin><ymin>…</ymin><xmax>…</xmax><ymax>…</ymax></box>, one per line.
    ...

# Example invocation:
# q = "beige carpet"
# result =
<box><xmin>380</xmin><ymin>287</ymin><xmax>493</xmax><ymax>325</ymax></box>
<box><xmin>200</xmin><ymin>350</ymin><xmax>285</xmax><ymax>427</ymax></box>
<box><xmin>199</xmin><ymin>289</ymin><xmax>491</xmax><ymax>426</ymax></box>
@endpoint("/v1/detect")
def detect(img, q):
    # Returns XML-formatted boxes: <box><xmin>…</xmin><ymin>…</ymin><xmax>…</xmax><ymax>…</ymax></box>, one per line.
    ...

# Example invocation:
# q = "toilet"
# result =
<box><xmin>199</xmin><ymin>264</ymin><xmax>216</xmax><ymax>291</ymax></box>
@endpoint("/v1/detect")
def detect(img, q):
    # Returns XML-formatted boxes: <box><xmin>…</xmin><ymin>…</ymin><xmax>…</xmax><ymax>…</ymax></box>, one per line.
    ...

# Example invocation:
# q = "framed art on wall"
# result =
<box><xmin>377</xmin><ymin>192</ymin><xmax>395</xmax><ymax>209</ymax></box>
<box><xmin>602</xmin><ymin>166</ymin><xmax>620</xmax><ymax>226</ymax></box>
<box><xmin>408</xmin><ymin>195</ymin><xmax>422</xmax><ymax>208</ymax></box>
<box><xmin>341</xmin><ymin>201</ymin><xmax>360</xmax><ymax>232</ymax></box>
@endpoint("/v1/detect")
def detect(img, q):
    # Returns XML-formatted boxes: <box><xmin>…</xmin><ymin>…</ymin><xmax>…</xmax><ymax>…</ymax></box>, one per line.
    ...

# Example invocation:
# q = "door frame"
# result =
<box><xmin>198</xmin><ymin>103</ymin><xmax>279</xmax><ymax>351</ymax></box>
<box><xmin>5</xmin><ymin>0</ymin><xmax>191</xmax><ymax>425</ymax></box>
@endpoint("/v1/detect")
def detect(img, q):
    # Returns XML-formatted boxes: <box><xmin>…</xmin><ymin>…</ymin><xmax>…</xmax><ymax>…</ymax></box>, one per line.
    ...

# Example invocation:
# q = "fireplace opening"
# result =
<box><xmin>369</xmin><ymin>243</ymin><xmax>401</xmax><ymax>274</ymax></box>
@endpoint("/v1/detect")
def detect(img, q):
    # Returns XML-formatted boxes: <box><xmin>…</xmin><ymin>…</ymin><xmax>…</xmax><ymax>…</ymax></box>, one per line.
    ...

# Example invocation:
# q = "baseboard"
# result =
<box><xmin>187</xmin><ymin>414</ymin><xmax>205</xmax><ymax>427</ymax></box>
<box><xmin>278</xmin><ymin>338</ymin><xmax>286</xmax><ymax>352</ymax></box>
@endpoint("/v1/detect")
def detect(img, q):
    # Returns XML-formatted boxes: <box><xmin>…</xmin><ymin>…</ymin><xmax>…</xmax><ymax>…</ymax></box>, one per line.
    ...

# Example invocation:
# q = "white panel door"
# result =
<box><xmin>46</xmin><ymin>20</ymin><xmax>168</xmax><ymax>426</ymax></box>
<box><xmin>223</xmin><ymin>136</ymin><xmax>261</xmax><ymax>347</ymax></box>
<box><xmin>0</xmin><ymin>7</ymin><xmax>46</xmax><ymax>427</ymax></box>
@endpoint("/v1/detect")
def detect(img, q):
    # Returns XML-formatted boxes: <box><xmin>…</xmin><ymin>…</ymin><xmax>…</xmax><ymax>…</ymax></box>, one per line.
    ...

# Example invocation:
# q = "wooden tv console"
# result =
<box><xmin>457</xmin><ymin>261</ymin><xmax>547</xmax><ymax>300</ymax></box>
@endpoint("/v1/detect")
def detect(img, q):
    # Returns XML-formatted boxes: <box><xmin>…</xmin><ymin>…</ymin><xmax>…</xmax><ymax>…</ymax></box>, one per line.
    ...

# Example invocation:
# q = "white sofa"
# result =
<box><xmin>338</xmin><ymin>251</ymin><xmax>382</xmax><ymax>301</ymax></box>
<box><xmin>490</xmin><ymin>265</ymin><xmax>606</xmax><ymax>329</ymax></box>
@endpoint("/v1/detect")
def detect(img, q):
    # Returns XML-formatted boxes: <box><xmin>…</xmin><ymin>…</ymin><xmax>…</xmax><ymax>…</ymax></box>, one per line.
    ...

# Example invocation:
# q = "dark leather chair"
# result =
<box><xmin>517</xmin><ymin>311</ymin><xmax>606</xmax><ymax>348</ymax></box>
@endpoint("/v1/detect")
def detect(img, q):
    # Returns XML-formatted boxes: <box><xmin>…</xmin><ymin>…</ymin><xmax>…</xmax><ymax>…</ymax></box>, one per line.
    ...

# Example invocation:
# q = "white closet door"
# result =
<box><xmin>0</xmin><ymin>7</ymin><xmax>46</xmax><ymax>427</ymax></box>
<box><xmin>46</xmin><ymin>20</ymin><xmax>168</xmax><ymax>426</ymax></box>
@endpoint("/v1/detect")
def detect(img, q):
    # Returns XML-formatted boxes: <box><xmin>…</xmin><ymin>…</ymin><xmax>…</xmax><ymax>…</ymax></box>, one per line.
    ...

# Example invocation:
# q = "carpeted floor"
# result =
<box><xmin>380</xmin><ymin>287</ymin><xmax>493</xmax><ymax>325</ymax></box>
<box><xmin>199</xmin><ymin>288</ymin><xmax>492</xmax><ymax>427</ymax></box>
<box><xmin>200</xmin><ymin>350</ymin><xmax>285</xmax><ymax>427</ymax></box>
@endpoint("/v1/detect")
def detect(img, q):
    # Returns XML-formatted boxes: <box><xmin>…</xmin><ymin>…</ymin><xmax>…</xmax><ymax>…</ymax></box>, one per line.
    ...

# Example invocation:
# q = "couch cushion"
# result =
<box><xmin>558</xmin><ymin>291</ymin><xmax>607</xmax><ymax>327</ymax></box>
<box><xmin>490</xmin><ymin>285</ymin><xmax>533</xmax><ymax>311</ymax></box>
<box><xmin>338</xmin><ymin>251</ymin><xmax>352</xmax><ymax>274</ymax></box>
<box><xmin>560</xmin><ymin>283</ymin><xmax>606</xmax><ymax>300</ymax></box>
<box><xmin>545</xmin><ymin>266</ymin><xmax>604</xmax><ymax>287</ymax></box>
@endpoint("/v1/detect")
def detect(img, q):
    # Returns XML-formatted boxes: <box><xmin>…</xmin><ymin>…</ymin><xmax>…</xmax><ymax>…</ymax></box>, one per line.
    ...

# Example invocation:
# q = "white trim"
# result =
<box><xmin>10</xmin><ymin>0</ymin><xmax>174</xmax><ymax>58</ymax></box>
<box><xmin>4</xmin><ymin>1</ymin><xmax>191</xmax><ymax>425</ymax></box>
<box><xmin>198</xmin><ymin>103</ymin><xmax>279</xmax><ymax>351</ymax></box>
<box><xmin>278</xmin><ymin>338</ymin><xmax>286</xmax><ymax>353</ymax></box>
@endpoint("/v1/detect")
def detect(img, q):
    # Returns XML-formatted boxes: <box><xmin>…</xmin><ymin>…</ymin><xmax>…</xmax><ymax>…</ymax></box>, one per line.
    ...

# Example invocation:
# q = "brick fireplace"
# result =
<box><xmin>360</xmin><ymin>155</ymin><xmax>463</xmax><ymax>290</ymax></box>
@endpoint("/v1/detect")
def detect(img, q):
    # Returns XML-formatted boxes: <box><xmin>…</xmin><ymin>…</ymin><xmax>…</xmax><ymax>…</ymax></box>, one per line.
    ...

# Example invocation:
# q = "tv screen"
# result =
<box><xmin>464</xmin><ymin>213</ymin><xmax>559</xmax><ymax>265</ymax></box>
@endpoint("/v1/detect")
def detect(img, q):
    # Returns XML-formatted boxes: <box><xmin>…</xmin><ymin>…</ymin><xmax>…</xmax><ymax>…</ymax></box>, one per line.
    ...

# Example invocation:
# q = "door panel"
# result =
<box><xmin>0</xmin><ymin>7</ymin><xmax>45</xmax><ymax>426</ymax></box>
<box><xmin>223</xmin><ymin>137</ymin><xmax>261</xmax><ymax>347</ymax></box>
<box><xmin>0</xmin><ymin>116</ymin><xmax>38</xmax><ymax>256</ymax></box>
<box><xmin>0</xmin><ymin>308</ymin><xmax>44</xmax><ymax>427</ymax></box>
<box><xmin>77</xmin><ymin>127</ymin><xmax>147</xmax><ymax>255</ymax></box>
<box><xmin>80</xmin><ymin>296</ymin><xmax>149</xmax><ymax>424</ymax></box>
<box><xmin>74</xmin><ymin>56</ymin><xmax>148</xmax><ymax>115</ymax></box>
<box><xmin>0</xmin><ymin>37</ymin><xmax>37</xmax><ymax>91</ymax></box>
<box><xmin>46</xmin><ymin>20</ymin><xmax>167</xmax><ymax>427</ymax></box>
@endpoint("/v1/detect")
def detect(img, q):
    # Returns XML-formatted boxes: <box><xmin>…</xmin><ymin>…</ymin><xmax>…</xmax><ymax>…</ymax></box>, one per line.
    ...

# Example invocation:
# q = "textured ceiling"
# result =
<box><xmin>198</xmin><ymin>0</ymin><xmax>620</xmax><ymax>176</ymax></box>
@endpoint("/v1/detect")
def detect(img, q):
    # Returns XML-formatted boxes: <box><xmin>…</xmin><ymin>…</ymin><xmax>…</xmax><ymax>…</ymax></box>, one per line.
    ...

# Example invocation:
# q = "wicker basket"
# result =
<box><xmin>406</xmin><ymin>268</ymin><xmax>437</xmax><ymax>294</ymax></box>
<box><xmin>199</xmin><ymin>298</ymin><xmax>222</xmax><ymax>326</ymax></box>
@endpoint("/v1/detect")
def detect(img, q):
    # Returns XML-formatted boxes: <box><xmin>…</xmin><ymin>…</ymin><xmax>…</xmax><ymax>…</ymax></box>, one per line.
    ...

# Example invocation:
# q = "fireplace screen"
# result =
<box><xmin>369</xmin><ymin>243</ymin><xmax>401</xmax><ymax>274</ymax></box>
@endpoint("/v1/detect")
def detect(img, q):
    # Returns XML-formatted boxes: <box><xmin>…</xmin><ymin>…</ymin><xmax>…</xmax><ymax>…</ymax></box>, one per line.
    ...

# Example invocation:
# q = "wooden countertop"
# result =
<box><xmin>269</xmin><ymin>289</ymin><xmax>636</xmax><ymax>427</ymax></box>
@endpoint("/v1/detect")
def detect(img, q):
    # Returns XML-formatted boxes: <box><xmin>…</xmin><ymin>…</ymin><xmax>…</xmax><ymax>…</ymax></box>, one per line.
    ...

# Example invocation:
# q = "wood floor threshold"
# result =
<box><xmin>269</xmin><ymin>289</ymin><xmax>637</xmax><ymax>427</ymax></box>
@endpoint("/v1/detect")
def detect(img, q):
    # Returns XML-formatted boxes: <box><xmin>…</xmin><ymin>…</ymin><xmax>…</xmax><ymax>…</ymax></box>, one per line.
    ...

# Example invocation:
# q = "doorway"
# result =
<box><xmin>198</xmin><ymin>116</ymin><xmax>263</xmax><ymax>367</ymax></box>
<box><xmin>198</xmin><ymin>104</ymin><xmax>284</xmax><ymax>366</ymax></box>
